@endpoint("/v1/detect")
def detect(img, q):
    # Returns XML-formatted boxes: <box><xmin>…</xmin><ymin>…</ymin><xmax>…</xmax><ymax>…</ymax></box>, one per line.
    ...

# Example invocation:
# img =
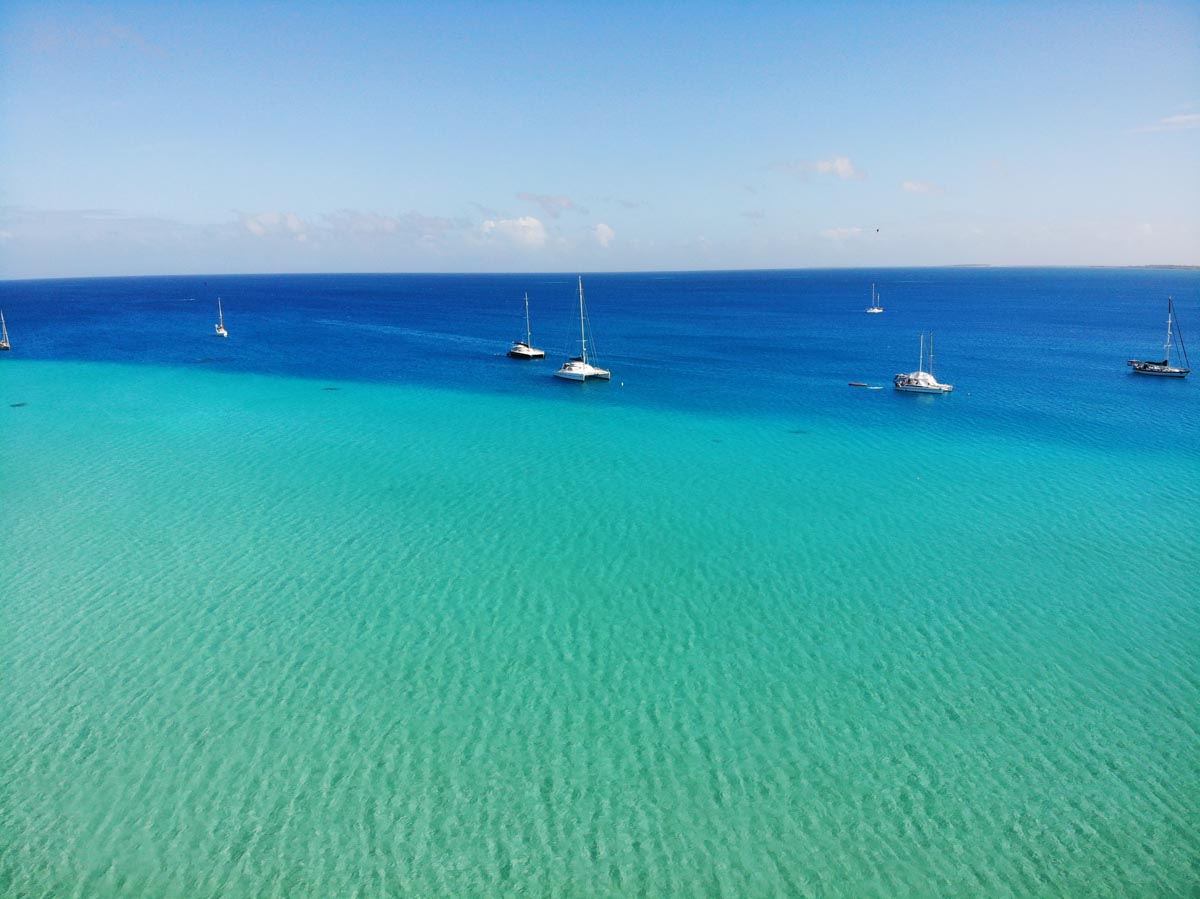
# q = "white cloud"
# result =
<box><xmin>235</xmin><ymin>209</ymin><xmax>467</xmax><ymax>249</ymax></box>
<box><xmin>241</xmin><ymin>211</ymin><xmax>310</xmax><ymax>240</ymax></box>
<box><xmin>820</xmin><ymin>226</ymin><xmax>863</xmax><ymax>241</ymax></box>
<box><xmin>769</xmin><ymin>156</ymin><xmax>866</xmax><ymax>181</ymax></box>
<box><xmin>814</xmin><ymin>157</ymin><xmax>864</xmax><ymax>180</ymax></box>
<box><xmin>903</xmin><ymin>180</ymin><xmax>943</xmax><ymax>194</ymax></box>
<box><xmin>592</xmin><ymin>223</ymin><xmax>615</xmax><ymax>247</ymax></box>
<box><xmin>242</xmin><ymin>215</ymin><xmax>267</xmax><ymax>236</ymax></box>
<box><xmin>480</xmin><ymin>216</ymin><xmax>547</xmax><ymax>248</ymax></box>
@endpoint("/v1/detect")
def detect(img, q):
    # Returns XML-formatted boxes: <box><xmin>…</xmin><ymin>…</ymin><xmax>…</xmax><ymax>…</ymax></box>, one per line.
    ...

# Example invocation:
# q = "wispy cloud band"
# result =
<box><xmin>517</xmin><ymin>193</ymin><xmax>585</xmax><ymax>218</ymax></box>
<box><xmin>1133</xmin><ymin>112</ymin><xmax>1200</xmax><ymax>133</ymax></box>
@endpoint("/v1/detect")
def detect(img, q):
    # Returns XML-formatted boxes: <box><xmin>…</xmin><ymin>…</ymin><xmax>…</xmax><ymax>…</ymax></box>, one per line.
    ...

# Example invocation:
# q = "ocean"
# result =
<box><xmin>1</xmin><ymin>268</ymin><xmax>1197</xmax><ymax>898</ymax></box>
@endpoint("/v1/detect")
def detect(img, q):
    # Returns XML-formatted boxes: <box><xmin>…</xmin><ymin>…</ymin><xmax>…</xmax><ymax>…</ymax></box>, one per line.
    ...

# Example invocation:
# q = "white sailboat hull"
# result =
<box><xmin>508</xmin><ymin>342</ymin><xmax>544</xmax><ymax>359</ymax></box>
<box><xmin>1128</xmin><ymin>361</ymin><xmax>1188</xmax><ymax>377</ymax></box>
<box><xmin>894</xmin><ymin>381</ymin><xmax>953</xmax><ymax>393</ymax></box>
<box><xmin>894</xmin><ymin>370</ymin><xmax>953</xmax><ymax>392</ymax></box>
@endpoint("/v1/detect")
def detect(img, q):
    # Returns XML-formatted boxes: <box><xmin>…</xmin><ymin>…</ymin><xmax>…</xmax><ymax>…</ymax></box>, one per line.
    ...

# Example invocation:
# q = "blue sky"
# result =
<box><xmin>1</xmin><ymin>1</ymin><xmax>1197</xmax><ymax>278</ymax></box>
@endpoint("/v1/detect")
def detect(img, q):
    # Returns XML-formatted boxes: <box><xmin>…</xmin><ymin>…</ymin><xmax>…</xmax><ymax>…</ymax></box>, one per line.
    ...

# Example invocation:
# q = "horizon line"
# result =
<box><xmin>4</xmin><ymin>263</ymin><xmax>1199</xmax><ymax>284</ymax></box>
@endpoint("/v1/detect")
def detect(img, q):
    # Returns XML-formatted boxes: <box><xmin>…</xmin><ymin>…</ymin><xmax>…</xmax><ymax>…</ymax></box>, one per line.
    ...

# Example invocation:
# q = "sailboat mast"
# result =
<box><xmin>218</xmin><ymin>297</ymin><xmax>224</xmax><ymax>327</ymax></box>
<box><xmin>0</xmin><ymin>310</ymin><xmax>6</xmax><ymax>343</ymax></box>
<box><xmin>918</xmin><ymin>332</ymin><xmax>925</xmax><ymax>374</ymax></box>
<box><xmin>578</xmin><ymin>276</ymin><xmax>587</xmax><ymax>364</ymax></box>
<box><xmin>1165</xmin><ymin>297</ymin><xmax>1174</xmax><ymax>362</ymax></box>
<box><xmin>929</xmin><ymin>331</ymin><xmax>935</xmax><ymax>378</ymax></box>
<box><xmin>524</xmin><ymin>292</ymin><xmax>532</xmax><ymax>345</ymax></box>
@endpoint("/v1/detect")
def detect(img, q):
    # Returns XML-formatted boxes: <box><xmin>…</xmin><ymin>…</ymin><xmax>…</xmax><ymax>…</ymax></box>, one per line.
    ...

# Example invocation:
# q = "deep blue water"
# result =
<box><xmin>2</xmin><ymin>268</ymin><xmax>1197</xmax><ymax>452</ymax></box>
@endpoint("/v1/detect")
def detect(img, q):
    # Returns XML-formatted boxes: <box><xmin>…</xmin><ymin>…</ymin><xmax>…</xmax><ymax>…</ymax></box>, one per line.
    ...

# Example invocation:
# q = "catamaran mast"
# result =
<box><xmin>523</xmin><ymin>292</ymin><xmax>532</xmax><ymax>345</ymax></box>
<box><xmin>929</xmin><ymin>331</ymin><xmax>935</xmax><ymax>378</ymax></box>
<box><xmin>578</xmin><ymin>277</ymin><xmax>587</xmax><ymax>364</ymax></box>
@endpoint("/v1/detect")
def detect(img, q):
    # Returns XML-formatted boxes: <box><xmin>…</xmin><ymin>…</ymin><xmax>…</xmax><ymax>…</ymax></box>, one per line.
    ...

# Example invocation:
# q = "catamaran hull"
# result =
<box><xmin>555</xmin><ymin>358</ymin><xmax>611</xmax><ymax>381</ymax></box>
<box><xmin>554</xmin><ymin>369</ymin><xmax>611</xmax><ymax>381</ymax></box>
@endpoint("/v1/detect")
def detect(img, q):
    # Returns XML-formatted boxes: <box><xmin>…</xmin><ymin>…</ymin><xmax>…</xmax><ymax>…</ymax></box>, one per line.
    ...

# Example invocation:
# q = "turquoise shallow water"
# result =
<box><xmin>2</xmin><ymin>350</ymin><xmax>1197</xmax><ymax>897</ymax></box>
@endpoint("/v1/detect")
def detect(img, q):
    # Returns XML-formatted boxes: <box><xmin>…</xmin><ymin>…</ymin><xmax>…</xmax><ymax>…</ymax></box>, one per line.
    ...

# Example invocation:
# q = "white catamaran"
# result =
<box><xmin>1127</xmin><ymin>297</ymin><xmax>1189</xmax><ymax>378</ymax></box>
<box><xmin>508</xmin><ymin>292</ymin><xmax>545</xmax><ymax>359</ymax></box>
<box><xmin>894</xmin><ymin>331</ymin><xmax>953</xmax><ymax>393</ymax></box>
<box><xmin>0</xmin><ymin>309</ymin><xmax>10</xmax><ymax>351</ymax></box>
<box><xmin>555</xmin><ymin>277</ymin><xmax>610</xmax><ymax>381</ymax></box>
<box><xmin>215</xmin><ymin>298</ymin><xmax>228</xmax><ymax>338</ymax></box>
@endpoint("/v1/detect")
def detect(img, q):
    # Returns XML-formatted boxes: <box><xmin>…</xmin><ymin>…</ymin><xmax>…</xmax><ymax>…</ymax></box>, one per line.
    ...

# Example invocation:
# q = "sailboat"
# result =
<box><xmin>1127</xmin><ymin>297</ymin><xmax>1189</xmax><ymax>377</ymax></box>
<box><xmin>214</xmin><ymin>298</ymin><xmax>228</xmax><ymax>338</ymax></box>
<box><xmin>507</xmin><ymin>292</ymin><xmax>545</xmax><ymax>359</ymax></box>
<box><xmin>866</xmin><ymin>283</ymin><xmax>884</xmax><ymax>313</ymax></box>
<box><xmin>0</xmin><ymin>309</ymin><xmax>9</xmax><ymax>351</ymax></box>
<box><xmin>894</xmin><ymin>331</ymin><xmax>953</xmax><ymax>393</ymax></box>
<box><xmin>555</xmin><ymin>277</ymin><xmax>611</xmax><ymax>381</ymax></box>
